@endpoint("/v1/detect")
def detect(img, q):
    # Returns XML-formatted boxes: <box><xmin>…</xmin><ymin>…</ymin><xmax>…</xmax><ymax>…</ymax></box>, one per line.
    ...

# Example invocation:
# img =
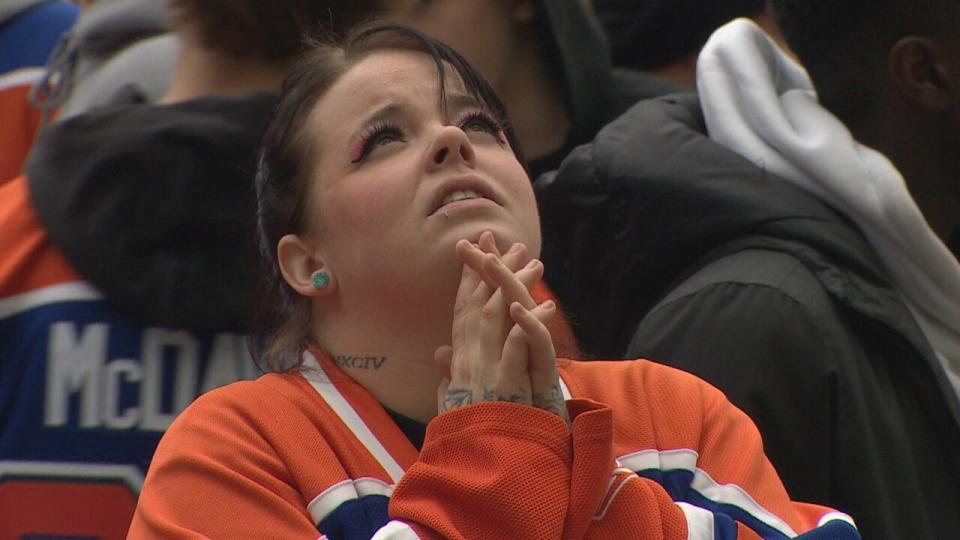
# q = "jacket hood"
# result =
<box><xmin>536</xmin><ymin>94</ymin><xmax>905</xmax><ymax>357</ymax></box>
<box><xmin>529</xmin><ymin>0</ymin><xmax>681</xmax><ymax>175</ymax></box>
<box><xmin>534</xmin><ymin>0</ymin><xmax>614</xmax><ymax>144</ymax></box>
<box><xmin>26</xmin><ymin>92</ymin><xmax>277</xmax><ymax>332</ymax></box>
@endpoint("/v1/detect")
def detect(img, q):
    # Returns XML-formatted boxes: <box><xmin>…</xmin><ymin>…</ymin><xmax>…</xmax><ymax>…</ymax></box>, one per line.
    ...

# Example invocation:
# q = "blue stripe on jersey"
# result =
<box><xmin>317</xmin><ymin>494</ymin><xmax>390</xmax><ymax>540</ymax></box>
<box><xmin>713</xmin><ymin>510</ymin><xmax>739</xmax><ymax>540</ymax></box>
<box><xmin>639</xmin><ymin>468</ymin><xmax>790</xmax><ymax>540</ymax></box>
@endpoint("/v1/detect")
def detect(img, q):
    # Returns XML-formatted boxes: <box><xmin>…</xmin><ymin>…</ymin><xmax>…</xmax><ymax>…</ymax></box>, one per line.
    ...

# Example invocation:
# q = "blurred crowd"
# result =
<box><xmin>1</xmin><ymin>1</ymin><xmax>957</xmax><ymax>539</ymax></box>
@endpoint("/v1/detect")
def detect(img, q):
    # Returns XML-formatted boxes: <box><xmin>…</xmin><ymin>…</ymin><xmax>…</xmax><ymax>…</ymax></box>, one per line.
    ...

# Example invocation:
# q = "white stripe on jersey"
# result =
<box><xmin>818</xmin><ymin>511</ymin><xmax>857</xmax><ymax>529</ymax></box>
<box><xmin>0</xmin><ymin>282</ymin><xmax>103</xmax><ymax>319</ymax></box>
<box><xmin>0</xmin><ymin>460</ymin><xmax>144</xmax><ymax>492</ymax></box>
<box><xmin>300</xmin><ymin>351</ymin><xmax>406</xmax><ymax>483</ymax></box>
<box><xmin>677</xmin><ymin>502</ymin><xmax>716</xmax><ymax>539</ymax></box>
<box><xmin>307</xmin><ymin>477</ymin><xmax>395</xmax><ymax>526</ymax></box>
<box><xmin>619</xmin><ymin>448</ymin><xmax>798</xmax><ymax>538</ymax></box>
<box><xmin>0</xmin><ymin>67</ymin><xmax>45</xmax><ymax>91</ymax></box>
<box><xmin>558</xmin><ymin>376</ymin><xmax>572</xmax><ymax>400</ymax></box>
<box><xmin>371</xmin><ymin>520</ymin><xmax>423</xmax><ymax>539</ymax></box>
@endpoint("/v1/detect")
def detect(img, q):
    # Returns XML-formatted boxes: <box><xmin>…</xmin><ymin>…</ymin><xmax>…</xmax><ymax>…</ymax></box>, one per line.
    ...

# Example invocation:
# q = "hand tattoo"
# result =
<box><xmin>482</xmin><ymin>387</ymin><xmax>530</xmax><ymax>404</ymax></box>
<box><xmin>441</xmin><ymin>388</ymin><xmax>474</xmax><ymax>412</ymax></box>
<box><xmin>533</xmin><ymin>384</ymin><xmax>571</xmax><ymax>427</ymax></box>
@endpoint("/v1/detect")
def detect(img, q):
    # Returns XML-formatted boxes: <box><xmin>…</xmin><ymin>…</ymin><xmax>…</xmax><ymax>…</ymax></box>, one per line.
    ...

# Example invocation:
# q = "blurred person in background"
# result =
<box><xmin>2</xmin><ymin>0</ymin><xmax>175</xmax><ymax>183</ymax></box>
<box><xmin>0</xmin><ymin>1</ymin><xmax>376</xmax><ymax>538</ymax></box>
<box><xmin>0</xmin><ymin>0</ymin><xmax>79</xmax><ymax>181</ymax></box>
<box><xmin>536</xmin><ymin>0</ymin><xmax>960</xmax><ymax>537</ymax></box>
<box><xmin>592</xmin><ymin>0</ymin><xmax>786</xmax><ymax>88</ymax></box>
<box><xmin>31</xmin><ymin>0</ymin><xmax>176</xmax><ymax>119</ymax></box>
<box><xmin>387</xmin><ymin>0</ymin><xmax>683</xmax><ymax>177</ymax></box>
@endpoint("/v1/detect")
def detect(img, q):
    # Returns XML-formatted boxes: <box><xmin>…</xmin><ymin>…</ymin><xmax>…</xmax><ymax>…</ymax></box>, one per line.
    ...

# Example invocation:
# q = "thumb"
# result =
<box><xmin>434</xmin><ymin>345</ymin><xmax>453</xmax><ymax>377</ymax></box>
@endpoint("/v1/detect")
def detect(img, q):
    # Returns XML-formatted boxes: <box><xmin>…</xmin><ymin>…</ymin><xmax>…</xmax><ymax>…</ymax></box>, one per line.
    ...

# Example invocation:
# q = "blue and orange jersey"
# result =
<box><xmin>0</xmin><ymin>68</ymin><xmax>46</xmax><ymax>183</ymax></box>
<box><xmin>0</xmin><ymin>177</ymin><xmax>258</xmax><ymax>540</ymax></box>
<box><xmin>0</xmin><ymin>0</ymin><xmax>80</xmax><ymax>183</ymax></box>
<box><xmin>130</xmin><ymin>344</ymin><xmax>860</xmax><ymax>539</ymax></box>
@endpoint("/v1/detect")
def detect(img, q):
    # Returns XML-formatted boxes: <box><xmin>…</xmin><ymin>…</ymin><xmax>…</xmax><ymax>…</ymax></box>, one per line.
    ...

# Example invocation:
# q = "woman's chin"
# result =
<box><xmin>431</xmin><ymin>220</ymin><xmax>538</xmax><ymax>257</ymax></box>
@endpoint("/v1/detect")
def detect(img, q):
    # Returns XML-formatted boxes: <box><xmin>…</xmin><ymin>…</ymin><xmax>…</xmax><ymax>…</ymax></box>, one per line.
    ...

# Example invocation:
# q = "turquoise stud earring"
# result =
<box><xmin>311</xmin><ymin>271</ymin><xmax>330</xmax><ymax>290</ymax></box>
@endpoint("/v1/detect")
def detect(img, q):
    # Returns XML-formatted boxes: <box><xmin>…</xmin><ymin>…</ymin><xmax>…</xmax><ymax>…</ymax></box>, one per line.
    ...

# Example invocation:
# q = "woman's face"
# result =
<box><xmin>299</xmin><ymin>49</ymin><xmax>540</xmax><ymax>307</ymax></box>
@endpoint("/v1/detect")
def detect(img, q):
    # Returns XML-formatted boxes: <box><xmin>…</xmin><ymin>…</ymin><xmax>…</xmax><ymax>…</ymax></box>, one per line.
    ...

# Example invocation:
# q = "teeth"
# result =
<box><xmin>441</xmin><ymin>189</ymin><xmax>481</xmax><ymax>206</ymax></box>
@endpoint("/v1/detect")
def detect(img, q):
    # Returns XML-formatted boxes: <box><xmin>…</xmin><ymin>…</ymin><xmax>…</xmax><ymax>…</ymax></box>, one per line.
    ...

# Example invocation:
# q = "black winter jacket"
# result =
<box><xmin>536</xmin><ymin>94</ymin><xmax>960</xmax><ymax>540</ymax></box>
<box><xmin>527</xmin><ymin>0</ymin><xmax>680</xmax><ymax>177</ymax></box>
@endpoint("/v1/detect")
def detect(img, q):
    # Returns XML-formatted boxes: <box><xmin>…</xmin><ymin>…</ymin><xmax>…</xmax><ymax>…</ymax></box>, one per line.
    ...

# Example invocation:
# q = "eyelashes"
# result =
<box><xmin>351</xmin><ymin>120</ymin><xmax>405</xmax><ymax>164</ymax></box>
<box><xmin>350</xmin><ymin>109</ymin><xmax>505</xmax><ymax>164</ymax></box>
<box><xmin>454</xmin><ymin>110</ymin><xmax>505</xmax><ymax>141</ymax></box>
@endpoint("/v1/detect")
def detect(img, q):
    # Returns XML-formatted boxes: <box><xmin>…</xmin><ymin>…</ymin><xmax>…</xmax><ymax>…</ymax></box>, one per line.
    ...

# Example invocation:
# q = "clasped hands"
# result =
<box><xmin>435</xmin><ymin>231</ymin><xmax>571</xmax><ymax>427</ymax></box>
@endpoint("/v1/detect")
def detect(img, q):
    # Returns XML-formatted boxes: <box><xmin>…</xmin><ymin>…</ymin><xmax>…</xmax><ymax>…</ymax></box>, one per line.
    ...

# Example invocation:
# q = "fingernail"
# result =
<box><xmin>525</xmin><ymin>258</ymin><xmax>541</xmax><ymax>269</ymax></box>
<box><xmin>542</xmin><ymin>300</ymin><xmax>555</xmax><ymax>310</ymax></box>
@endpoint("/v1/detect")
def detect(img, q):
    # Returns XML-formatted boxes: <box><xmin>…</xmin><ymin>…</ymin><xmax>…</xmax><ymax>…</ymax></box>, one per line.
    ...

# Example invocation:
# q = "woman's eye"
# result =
<box><xmin>459</xmin><ymin>111</ymin><xmax>502</xmax><ymax>136</ymax></box>
<box><xmin>353</xmin><ymin>123</ymin><xmax>406</xmax><ymax>163</ymax></box>
<box><xmin>372</xmin><ymin>132</ymin><xmax>400</xmax><ymax>147</ymax></box>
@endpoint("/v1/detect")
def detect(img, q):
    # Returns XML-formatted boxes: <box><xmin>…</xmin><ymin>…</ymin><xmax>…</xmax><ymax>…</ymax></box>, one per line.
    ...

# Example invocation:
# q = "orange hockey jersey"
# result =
<box><xmin>129</xmin><ymin>347</ymin><xmax>860</xmax><ymax>539</ymax></box>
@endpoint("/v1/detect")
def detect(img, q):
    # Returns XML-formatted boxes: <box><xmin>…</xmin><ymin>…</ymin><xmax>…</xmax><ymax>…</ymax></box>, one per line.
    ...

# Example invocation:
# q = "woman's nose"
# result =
<box><xmin>427</xmin><ymin>125</ymin><xmax>476</xmax><ymax>171</ymax></box>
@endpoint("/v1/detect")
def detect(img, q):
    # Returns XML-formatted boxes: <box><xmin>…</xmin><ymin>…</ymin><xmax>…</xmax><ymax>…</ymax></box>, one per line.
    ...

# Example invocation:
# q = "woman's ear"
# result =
<box><xmin>277</xmin><ymin>234</ymin><xmax>337</xmax><ymax>297</ymax></box>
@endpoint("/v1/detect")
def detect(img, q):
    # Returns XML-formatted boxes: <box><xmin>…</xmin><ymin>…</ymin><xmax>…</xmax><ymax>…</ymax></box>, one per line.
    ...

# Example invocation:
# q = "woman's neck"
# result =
<box><xmin>316</xmin><ymin>295</ymin><xmax>453</xmax><ymax>423</ymax></box>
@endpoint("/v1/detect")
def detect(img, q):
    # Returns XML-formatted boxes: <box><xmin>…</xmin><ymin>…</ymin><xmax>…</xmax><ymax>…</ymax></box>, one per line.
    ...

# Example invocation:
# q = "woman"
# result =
<box><xmin>128</xmin><ymin>25</ymin><xmax>860</xmax><ymax>539</ymax></box>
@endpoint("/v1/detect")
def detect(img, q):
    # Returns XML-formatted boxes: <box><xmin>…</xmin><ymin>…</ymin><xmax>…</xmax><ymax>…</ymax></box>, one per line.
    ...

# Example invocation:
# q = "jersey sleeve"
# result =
<box><xmin>583</xmin><ymin>380</ymin><xmax>859</xmax><ymax>540</ymax></box>
<box><xmin>383</xmin><ymin>397</ymin><xmax>860</xmax><ymax>540</ymax></box>
<box><xmin>128</xmin><ymin>380</ymin><xmax>338</xmax><ymax>539</ymax></box>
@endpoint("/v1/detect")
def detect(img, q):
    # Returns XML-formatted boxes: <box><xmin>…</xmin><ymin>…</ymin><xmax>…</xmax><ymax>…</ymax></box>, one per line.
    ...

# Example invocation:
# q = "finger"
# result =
<box><xmin>478</xmin><ymin>230</ymin><xmax>501</xmax><ymax>257</ymax></box>
<box><xmin>456</xmin><ymin>241</ymin><xmax>494</xmax><ymax>325</ymax></box>
<box><xmin>509</xmin><ymin>300</ymin><xmax>558</xmax><ymax>387</ymax></box>
<box><xmin>455</xmin><ymin>239</ymin><xmax>483</xmax><ymax>294</ymax></box>
<box><xmin>458</xmin><ymin>239</ymin><xmax>488</xmax><ymax>276</ymax></box>
<box><xmin>509</xmin><ymin>301</ymin><xmax>570</xmax><ymax>426</ymax></box>
<box><xmin>482</xmin><ymin>254</ymin><xmax>543</xmax><ymax>309</ymax></box>
<box><xmin>434</xmin><ymin>345</ymin><xmax>453</xmax><ymax>379</ymax></box>
<box><xmin>478</xmin><ymin>283</ymin><xmax>512</xmax><ymax>363</ymax></box>
<box><xmin>492</xmin><ymin>323</ymin><xmax>533</xmax><ymax>405</ymax></box>
<box><xmin>452</xmin><ymin>260</ymin><xmax>483</xmax><ymax>351</ymax></box>
<box><xmin>437</xmin><ymin>343</ymin><xmax>468</xmax><ymax>388</ymax></box>
<box><xmin>462</xmin><ymin>238</ymin><xmax>529</xmax><ymax>275</ymax></box>
<box><xmin>500</xmin><ymin>242</ymin><xmax>529</xmax><ymax>272</ymax></box>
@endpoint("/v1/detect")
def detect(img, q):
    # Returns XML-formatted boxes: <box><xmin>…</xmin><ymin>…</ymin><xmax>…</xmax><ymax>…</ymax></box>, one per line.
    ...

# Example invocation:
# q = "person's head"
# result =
<box><xmin>769</xmin><ymin>0</ymin><xmax>960</xmax><ymax>128</ymax></box>
<box><xmin>769</xmin><ymin>0</ymin><xmax>960</xmax><ymax>237</ymax></box>
<box><xmin>593</xmin><ymin>0</ymin><xmax>767</xmax><ymax>87</ymax></box>
<box><xmin>167</xmin><ymin>0</ymin><xmax>382</xmax><ymax>63</ymax></box>
<box><xmin>253</xmin><ymin>23</ymin><xmax>540</xmax><ymax>370</ymax></box>
<box><xmin>381</xmin><ymin>1</ymin><xmax>542</xmax><ymax>92</ymax></box>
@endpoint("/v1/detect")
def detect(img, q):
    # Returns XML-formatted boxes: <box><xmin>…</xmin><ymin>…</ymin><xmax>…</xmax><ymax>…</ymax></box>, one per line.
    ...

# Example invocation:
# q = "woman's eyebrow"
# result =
<box><xmin>350</xmin><ymin>103</ymin><xmax>405</xmax><ymax>139</ymax></box>
<box><xmin>445</xmin><ymin>93</ymin><xmax>485</xmax><ymax>117</ymax></box>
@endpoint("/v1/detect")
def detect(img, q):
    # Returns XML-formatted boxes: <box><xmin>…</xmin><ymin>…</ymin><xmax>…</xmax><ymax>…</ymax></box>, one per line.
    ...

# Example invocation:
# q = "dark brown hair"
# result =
<box><xmin>251</xmin><ymin>23</ymin><xmax>526</xmax><ymax>371</ymax></box>
<box><xmin>167</xmin><ymin>0</ymin><xmax>382</xmax><ymax>61</ymax></box>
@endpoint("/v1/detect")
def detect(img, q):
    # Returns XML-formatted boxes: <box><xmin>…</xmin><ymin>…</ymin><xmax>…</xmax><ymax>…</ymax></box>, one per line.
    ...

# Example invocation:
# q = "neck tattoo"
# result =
<box><xmin>335</xmin><ymin>355</ymin><xmax>388</xmax><ymax>370</ymax></box>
